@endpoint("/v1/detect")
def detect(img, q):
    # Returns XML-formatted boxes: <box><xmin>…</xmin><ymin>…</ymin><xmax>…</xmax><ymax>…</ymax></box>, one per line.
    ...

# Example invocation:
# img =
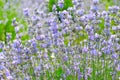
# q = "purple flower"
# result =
<box><xmin>24</xmin><ymin>48</ymin><xmax>30</xmax><ymax>54</ymax></box>
<box><xmin>116</xmin><ymin>45</ymin><xmax>120</xmax><ymax>51</ymax></box>
<box><xmin>23</xmin><ymin>8</ymin><xmax>29</xmax><ymax>16</ymax></box>
<box><xmin>12</xmin><ymin>18</ymin><xmax>18</xmax><ymax>27</ymax></box>
<box><xmin>105</xmin><ymin>22</ymin><xmax>111</xmax><ymax>28</ymax></box>
<box><xmin>53</xmin><ymin>49</ymin><xmax>58</xmax><ymax>53</ymax></box>
<box><xmin>72</xmin><ymin>0</ymin><xmax>77</xmax><ymax>5</ymax></box>
<box><xmin>6</xmin><ymin>33</ymin><xmax>12</xmax><ymax>41</ymax></box>
<box><xmin>5</xmin><ymin>70</ymin><xmax>13</xmax><ymax>79</ymax></box>
<box><xmin>77</xmin><ymin>9</ymin><xmax>84</xmax><ymax>16</ymax></box>
<box><xmin>87</xmin><ymin>14</ymin><xmax>95</xmax><ymax>20</ymax></box>
<box><xmin>31</xmin><ymin>48</ymin><xmax>38</xmax><ymax>53</ymax></box>
<box><xmin>36</xmin><ymin>34</ymin><xmax>45</xmax><ymax>41</ymax></box>
<box><xmin>17</xmin><ymin>47</ymin><xmax>22</xmax><ymax>53</ymax></box>
<box><xmin>43</xmin><ymin>52</ymin><xmax>48</xmax><ymax>58</ymax></box>
<box><xmin>80</xmin><ymin>15</ymin><xmax>87</xmax><ymax>22</ymax></box>
<box><xmin>91</xmin><ymin>5</ymin><xmax>98</xmax><ymax>12</ymax></box>
<box><xmin>35</xmin><ymin>65</ymin><xmax>41</xmax><ymax>72</ymax></box>
<box><xmin>116</xmin><ymin>65</ymin><xmax>120</xmax><ymax>71</ymax></box>
<box><xmin>13</xmin><ymin>40</ymin><xmax>21</xmax><ymax>48</ymax></box>
<box><xmin>90</xmin><ymin>49</ymin><xmax>97</xmax><ymax>55</ymax></box>
<box><xmin>0</xmin><ymin>42</ymin><xmax>4</xmax><ymax>49</ymax></box>
<box><xmin>102</xmin><ymin>11</ymin><xmax>109</xmax><ymax>16</ymax></box>
<box><xmin>109</xmin><ymin>6</ymin><xmax>119</xmax><ymax>14</ymax></box>
<box><xmin>58</xmin><ymin>1</ymin><xmax>64</xmax><ymax>8</ymax></box>
<box><xmin>12</xmin><ymin>60</ymin><xmax>20</xmax><ymax>65</ymax></box>
<box><xmin>112</xmin><ymin>53</ymin><xmax>118</xmax><ymax>59</ymax></box>
<box><xmin>0</xmin><ymin>65</ymin><xmax>4</xmax><ymax>70</ymax></box>
<box><xmin>104</xmin><ymin>29</ymin><xmax>111</xmax><ymax>36</ymax></box>
<box><xmin>85</xmin><ymin>25</ymin><xmax>92</xmax><ymax>32</ymax></box>
<box><xmin>95</xmin><ymin>33</ymin><xmax>100</xmax><ymax>42</ymax></box>
<box><xmin>117</xmin><ymin>26</ymin><xmax>120</xmax><ymax>30</ymax></box>
<box><xmin>82</xmin><ymin>47</ymin><xmax>88</xmax><ymax>53</ymax></box>
<box><xmin>47</xmin><ymin>41</ymin><xmax>52</xmax><ymax>47</ymax></box>
<box><xmin>40</xmin><ymin>44</ymin><xmax>47</xmax><ymax>48</ymax></box>
<box><xmin>93</xmin><ymin>0</ymin><xmax>99</xmax><ymax>4</ymax></box>
<box><xmin>52</xmin><ymin>29</ymin><xmax>58</xmax><ymax>34</ymax></box>
<box><xmin>89</xmin><ymin>35</ymin><xmax>95</xmax><ymax>41</ymax></box>
<box><xmin>77</xmin><ymin>69</ymin><xmax>82</xmax><ymax>80</ymax></box>
<box><xmin>63</xmin><ymin>55</ymin><xmax>68</xmax><ymax>61</ymax></box>
<box><xmin>66</xmin><ymin>69</ymin><xmax>71</xmax><ymax>75</ymax></box>
<box><xmin>31</xmin><ymin>41</ymin><xmax>37</xmax><ymax>48</ymax></box>
<box><xmin>52</xmin><ymin>5</ymin><xmax>57</xmax><ymax>11</ymax></box>
<box><xmin>104</xmin><ymin>16</ymin><xmax>110</xmax><ymax>22</ymax></box>
<box><xmin>87</xmin><ymin>67</ymin><xmax>92</xmax><ymax>76</ymax></box>
<box><xmin>103</xmin><ymin>48</ymin><xmax>111</xmax><ymax>54</ymax></box>
<box><xmin>75</xmin><ymin>26</ymin><xmax>83</xmax><ymax>31</ymax></box>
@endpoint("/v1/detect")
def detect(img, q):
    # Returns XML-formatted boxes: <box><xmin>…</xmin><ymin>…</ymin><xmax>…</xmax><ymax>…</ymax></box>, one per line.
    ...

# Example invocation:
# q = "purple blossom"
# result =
<box><xmin>23</xmin><ymin>8</ymin><xmax>29</xmax><ymax>16</ymax></box>
<box><xmin>66</xmin><ymin>69</ymin><xmax>71</xmax><ymax>75</ymax></box>
<box><xmin>0</xmin><ymin>42</ymin><xmax>4</xmax><ymax>49</ymax></box>
<box><xmin>75</xmin><ymin>26</ymin><xmax>83</xmax><ymax>31</ymax></box>
<box><xmin>40</xmin><ymin>44</ymin><xmax>47</xmax><ymax>48</ymax></box>
<box><xmin>82</xmin><ymin>47</ymin><xmax>88</xmax><ymax>53</ymax></box>
<box><xmin>31</xmin><ymin>41</ymin><xmax>37</xmax><ymax>48</ymax></box>
<box><xmin>93</xmin><ymin>0</ymin><xmax>99</xmax><ymax>4</ymax></box>
<box><xmin>63</xmin><ymin>55</ymin><xmax>68</xmax><ymax>61</ymax></box>
<box><xmin>36</xmin><ymin>34</ymin><xmax>45</xmax><ymax>41</ymax></box>
<box><xmin>0</xmin><ymin>65</ymin><xmax>4</xmax><ymax>70</ymax></box>
<box><xmin>116</xmin><ymin>65</ymin><xmax>120</xmax><ymax>71</ymax></box>
<box><xmin>87</xmin><ymin>67</ymin><xmax>92</xmax><ymax>76</ymax></box>
<box><xmin>112</xmin><ymin>53</ymin><xmax>118</xmax><ymax>59</ymax></box>
<box><xmin>90</xmin><ymin>49</ymin><xmax>97</xmax><ymax>55</ymax></box>
<box><xmin>91</xmin><ymin>5</ymin><xmax>98</xmax><ymax>12</ymax></box>
<box><xmin>13</xmin><ymin>40</ymin><xmax>21</xmax><ymax>48</ymax></box>
<box><xmin>58</xmin><ymin>0</ymin><xmax>64</xmax><ymax>8</ymax></box>
<box><xmin>77</xmin><ymin>69</ymin><xmax>82</xmax><ymax>80</ymax></box>
<box><xmin>77</xmin><ymin>9</ymin><xmax>84</xmax><ymax>16</ymax></box>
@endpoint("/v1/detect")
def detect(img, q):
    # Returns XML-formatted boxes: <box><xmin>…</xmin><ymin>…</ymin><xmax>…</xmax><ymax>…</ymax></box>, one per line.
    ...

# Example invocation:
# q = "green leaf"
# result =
<box><xmin>54</xmin><ymin>67</ymin><xmax>64</xmax><ymax>79</ymax></box>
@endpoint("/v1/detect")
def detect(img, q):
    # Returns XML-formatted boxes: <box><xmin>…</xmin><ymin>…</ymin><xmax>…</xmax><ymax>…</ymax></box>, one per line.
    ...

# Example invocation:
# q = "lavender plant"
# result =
<box><xmin>0</xmin><ymin>0</ymin><xmax>120</xmax><ymax>80</ymax></box>
<box><xmin>0</xmin><ymin>0</ymin><xmax>27</xmax><ymax>42</ymax></box>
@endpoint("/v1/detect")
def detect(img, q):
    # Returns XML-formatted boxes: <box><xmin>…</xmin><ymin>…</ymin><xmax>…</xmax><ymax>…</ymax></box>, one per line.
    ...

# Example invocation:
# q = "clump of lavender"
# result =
<box><xmin>0</xmin><ymin>0</ymin><xmax>120</xmax><ymax>80</ymax></box>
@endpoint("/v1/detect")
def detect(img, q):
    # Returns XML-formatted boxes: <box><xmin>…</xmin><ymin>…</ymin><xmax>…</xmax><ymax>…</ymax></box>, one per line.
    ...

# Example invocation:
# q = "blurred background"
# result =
<box><xmin>0</xmin><ymin>0</ymin><xmax>120</xmax><ymax>42</ymax></box>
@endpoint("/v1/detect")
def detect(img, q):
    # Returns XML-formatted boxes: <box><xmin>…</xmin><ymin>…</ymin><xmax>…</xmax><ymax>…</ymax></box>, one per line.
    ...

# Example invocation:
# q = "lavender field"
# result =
<box><xmin>0</xmin><ymin>0</ymin><xmax>120</xmax><ymax>80</ymax></box>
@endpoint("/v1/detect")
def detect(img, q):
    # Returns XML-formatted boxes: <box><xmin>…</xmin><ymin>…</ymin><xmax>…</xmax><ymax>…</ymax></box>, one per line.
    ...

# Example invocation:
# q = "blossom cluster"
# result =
<box><xmin>0</xmin><ymin>0</ymin><xmax>120</xmax><ymax>80</ymax></box>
